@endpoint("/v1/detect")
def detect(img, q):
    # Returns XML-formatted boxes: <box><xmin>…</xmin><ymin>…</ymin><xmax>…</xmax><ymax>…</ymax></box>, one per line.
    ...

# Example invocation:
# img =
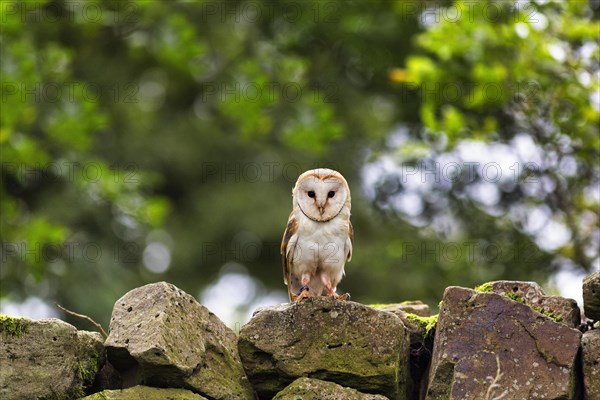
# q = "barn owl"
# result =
<box><xmin>281</xmin><ymin>168</ymin><xmax>353</xmax><ymax>302</ymax></box>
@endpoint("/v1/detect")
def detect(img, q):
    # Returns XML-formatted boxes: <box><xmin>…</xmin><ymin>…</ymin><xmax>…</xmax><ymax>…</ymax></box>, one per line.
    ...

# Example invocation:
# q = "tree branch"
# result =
<box><xmin>56</xmin><ymin>304</ymin><xmax>108</xmax><ymax>339</ymax></box>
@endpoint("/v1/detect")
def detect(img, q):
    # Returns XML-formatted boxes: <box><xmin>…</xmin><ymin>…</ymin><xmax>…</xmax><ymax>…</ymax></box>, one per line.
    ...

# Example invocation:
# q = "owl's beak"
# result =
<box><xmin>317</xmin><ymin>200</ymin><xmax>327</xmax><ymax>215</ymax></box>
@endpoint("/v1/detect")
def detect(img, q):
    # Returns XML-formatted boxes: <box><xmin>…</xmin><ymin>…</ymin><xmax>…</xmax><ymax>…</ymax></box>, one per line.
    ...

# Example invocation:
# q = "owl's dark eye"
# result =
<box><xmin>328</xmin><ymin>191</ymin><xmax>335</xmax><ymax>198</ymax></box>
<box><xmin>307</xmin><ymin>191</ymin><xmax>315</xmax><ymax>198</ymax></box>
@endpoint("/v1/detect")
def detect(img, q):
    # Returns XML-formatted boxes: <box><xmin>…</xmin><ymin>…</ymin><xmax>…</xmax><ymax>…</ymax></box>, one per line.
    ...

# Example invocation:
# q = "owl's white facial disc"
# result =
<box><xmin>295</xmin><ymin>172</ymin><xmax>348</xmax><ymax>222</ymax></box>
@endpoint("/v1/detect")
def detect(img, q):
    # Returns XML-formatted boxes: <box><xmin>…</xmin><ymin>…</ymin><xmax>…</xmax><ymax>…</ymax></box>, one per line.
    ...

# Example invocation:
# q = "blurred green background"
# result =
<box><xmin>1</xmin><ymin>0</ymin><xmax>599</xmax><ymax>329</ymax></box>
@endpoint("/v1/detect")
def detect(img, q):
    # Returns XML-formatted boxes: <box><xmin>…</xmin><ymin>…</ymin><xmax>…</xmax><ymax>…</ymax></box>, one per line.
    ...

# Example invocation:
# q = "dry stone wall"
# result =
<box><xmin>0</xmin><ymin>275</ymin><xmax>598</xmax><ymax>400</ymax></box>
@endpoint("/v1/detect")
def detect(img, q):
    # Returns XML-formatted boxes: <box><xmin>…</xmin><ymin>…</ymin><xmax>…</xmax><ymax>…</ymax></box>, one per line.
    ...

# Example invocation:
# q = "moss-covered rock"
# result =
<box><xmin>370</xmin><ymin>301</ymin><xmax>430</xmax><ymax>317</ymax></box>
<box><xmin>0</xmin><ymin>316</ymin><xmax>104</xmax><ymax>400</ymax></box>
<box><xmin>404</xmin><ymin>314</ymin><xmax>437</xmax><ymax>339</ymax></box>
<box><xmin>371</xmin><ymin>307</ymin><xmax>436</xmax><ymax>400</ymax></box>
<box><xmin>583</xmin><ymin>271</ymin><xmax>600</xmax><ymax>321</ymax></box>
<box><xmin>426</xmin><ymin>287</ymin><xmax>582</xmax><ymax>400</ymax></box>
<box><xmin>582</xmin><ymin>329</ymin><xmax>600</xmax><ymax>399</ymax></box>
<box><xmin>272</xmin><ymin>377</ymin><xmax>389</xmax><ymax>400</ymax></box>
<box><xmin>472</xmin><ymin>280</ymin><xmax>580</xmax><ymax>327</ymax></box>
<box><xmin>105</xmin><ymin>282</ymin><xmax>253</xmax><ymax>400</ymax></box>
<box><xmin>0</xmin><ymin>315</ymin><xmax>27</xmax><ymax>337</ymax></box>
<box><xmin>80</xmin><ymin>385</ymin><xmax>207</xmax><ymax>399</ymax></box>
<box><xmin>238</xmin><ymin>297</ymin><xmax>410</xmax><ymax>400</ymax></box>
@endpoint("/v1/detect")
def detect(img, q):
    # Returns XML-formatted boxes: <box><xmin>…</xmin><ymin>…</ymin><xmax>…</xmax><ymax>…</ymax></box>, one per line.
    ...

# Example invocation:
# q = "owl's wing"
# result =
<box><xmin>345</xmin><ymin>219</ymin><xmax>353</xmax><ymax>262</ymax></box>
<box><xmin>281</xmin><ymin>212</ymin><xmax>298</xmax><ymax>294</ymax></box>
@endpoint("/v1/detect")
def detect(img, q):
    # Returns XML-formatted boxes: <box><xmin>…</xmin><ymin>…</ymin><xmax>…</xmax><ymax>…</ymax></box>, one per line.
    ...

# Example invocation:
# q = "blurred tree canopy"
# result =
<box><xmin>1</xmin><ymin>0</ymin><xmax>598</xmax><ymax>327</ymax></box>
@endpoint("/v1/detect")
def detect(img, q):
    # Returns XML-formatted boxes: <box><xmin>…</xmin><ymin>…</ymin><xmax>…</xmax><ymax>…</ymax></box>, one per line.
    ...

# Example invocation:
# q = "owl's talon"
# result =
<box><xmin>336</xmin><ymin>293</ymin><xmax>350</xmax><ymax>301</ymax></box>
<box><xmin>294</xmin><ymin>286</ymin><xmax>311</xmax><ymax>302</ymax></box>
<box><xmin>298</xmin><ymin>285</ymin><xmax>309</xmax><ymax>295</ymax></box>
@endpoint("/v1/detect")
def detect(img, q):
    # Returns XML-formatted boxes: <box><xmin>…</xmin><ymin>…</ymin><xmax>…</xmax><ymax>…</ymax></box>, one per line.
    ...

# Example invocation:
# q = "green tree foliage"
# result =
<box><xmin>1</xmin><ymin>0</ymin><xmax>598</xmax><ymax>326</ymax></box>
<box><xmin>394</xmin><ymin>0</ymin><xmax>599</xmax><ymax>270</ymax></box>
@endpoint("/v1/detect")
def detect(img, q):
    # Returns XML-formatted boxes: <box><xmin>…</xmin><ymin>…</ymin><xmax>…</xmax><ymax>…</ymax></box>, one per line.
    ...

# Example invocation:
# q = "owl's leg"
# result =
<box><xmin>320</xmin><ymin>274</ymin><xmax>350</xmax><ymax>300</ymax></box>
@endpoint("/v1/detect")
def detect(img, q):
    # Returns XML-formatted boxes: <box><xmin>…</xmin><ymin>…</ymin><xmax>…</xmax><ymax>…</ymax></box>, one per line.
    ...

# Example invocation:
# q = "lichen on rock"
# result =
<box><xmin>371</xmin><ymin>305</ymin><xmax>436</xmax><ymax>400</ymax></box>
<box><xmin>472</xmin><ymin>280</ymin><xmax>579</xmax><ymax>327</ymax></box>
<box><xmin>81</xmin><ymin>385</ymin><xmax>208</xmax><ymax>399</ymax></box>
<box><xmin>583</xmin><ymin>271</ymin><xmax>600</xmax><ymax>321</ymax></box>
<box><xmin>0</xmin><ymin>315</ymin><xmax>27</xmax><ymax>337</ymax></box>
<box><xmin>582</xmin><ymin>329</ymin><xmax>600</xmax><ymax>399</ymax></box>
<box><xmin>404</xmin><ymin>313</ymin><xmax>438</xmax><ymax>339</ymax></box>
<box><xmin>0</xmin><ymin>316</ymin><xmax>104</xmax><ymax>400</ymax></box>
<box><xmin>1</xmin><ymin>279</ymin><xmax>591</xmax><ymax>400</ymax></box>
<box><xmin>273</xmin><ymin>377</ymin><xmax>390</xmax><ymax>400</ymax></box>
<box><xmin>426</xmin><ymin>286</ymin><xmax>582</xmax><ymax>400</ymax></box>
<box><xmin>105</xmin><ymin>282</ymin><xmax>253</xmax><ymax>400</ymax></box>
<box><xmin>239</xmin><ymin>297</ymin><xmax>410</xmax><ymax>399</ymax></box>
<box><xmin>370</xmin><ymin>301</ymin><xmax>431</xmax><ymax>317</ymax></box>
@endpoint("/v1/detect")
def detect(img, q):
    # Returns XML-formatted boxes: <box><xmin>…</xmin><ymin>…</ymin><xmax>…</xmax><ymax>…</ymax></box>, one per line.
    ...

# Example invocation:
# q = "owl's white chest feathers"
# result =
<box><xmin>290</xmin><ymin>206</ymin><xmax>350</xmax><ymax>280</ymax></box>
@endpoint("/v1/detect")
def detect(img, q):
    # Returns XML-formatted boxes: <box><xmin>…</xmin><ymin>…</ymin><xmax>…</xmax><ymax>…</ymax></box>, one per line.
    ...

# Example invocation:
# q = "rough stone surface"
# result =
<box><xmin>82</xmin><ymin>385</ymin><xmax>208</xmax><ymax>399</ymax></box>
<box><xmin>273</xmin><ymin>377</ymin><xmax>390</xmax><ymax>400</ymax></box>
<box><xmin>238</xmin><ymin>297</ymin><xmax>410</xmax><ymax>399</ymax></box>
<box><xmin>0</xmin><ymin>316</ymin><xmax>104</xmax><ymax>400</ymax></box>
<box><xmin>582</xmin><ymin>329</ymin><xmax>600</xmax><ymax>399</ymax></box>
<box><xmin>105</xmin><ymin>282</ymin><xmax>253</xmax><ymax>400</ymax></box>
<box><xmin>583</xmin><ymin>271</ymin><xmax>600</xmax><ymax>321</ymax></box>
<box><xmin>373</xmin><ymin>301</ymin><xmax>431</xmax><ymax>317</ymax></box>
<box><xmin>426</xmin><ymin>286</ymin><xmax>582</xmax><ymax>400</ymax></box>
<box><xmin>480</xmin><ymin>280</ymin><xmax>581</xmax><ymax>328</ymax></box>
<box><xmin>370</xmin><ymin>306</ymin><xmax>435</xmax><ymax>400</ymax></box>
